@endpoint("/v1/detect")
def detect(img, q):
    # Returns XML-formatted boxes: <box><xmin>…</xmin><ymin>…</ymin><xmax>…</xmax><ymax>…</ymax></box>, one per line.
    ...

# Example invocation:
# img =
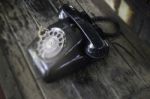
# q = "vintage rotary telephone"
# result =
<box><xmin>28</xmin><ymin>4</ymin><xmax>119</xmax><ymax>82</ymax></box>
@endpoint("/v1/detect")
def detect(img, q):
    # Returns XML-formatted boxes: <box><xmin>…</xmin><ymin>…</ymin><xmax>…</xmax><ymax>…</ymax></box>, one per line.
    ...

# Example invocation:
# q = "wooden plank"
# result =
<box><xmin>0</xmin><ymin>1</ymin><xmax>46</xmax><ymax>99</ymax></box>
<box><xmin>111</xmin><ymin>36</ymin><xmax>150</xmax><ymax>84</ymax></box>
<box><xmin>0</xmin><ymin>49</ymin><xmax>23</xmax><ymax>99</ymax></box>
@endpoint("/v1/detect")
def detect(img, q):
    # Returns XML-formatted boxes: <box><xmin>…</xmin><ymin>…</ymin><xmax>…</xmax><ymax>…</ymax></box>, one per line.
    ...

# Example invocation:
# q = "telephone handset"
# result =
<box><xmin>59</xmin><ymin>5</ymin><xmax>109</xmax><ymax>58</ymax></box>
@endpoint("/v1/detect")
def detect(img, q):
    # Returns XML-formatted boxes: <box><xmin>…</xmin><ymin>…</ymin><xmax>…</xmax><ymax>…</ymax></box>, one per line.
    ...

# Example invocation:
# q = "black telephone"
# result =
<box><xmin>28</xmin><ymin>5</ymin><xmax>110</xmax><ymax>82</ymax></box>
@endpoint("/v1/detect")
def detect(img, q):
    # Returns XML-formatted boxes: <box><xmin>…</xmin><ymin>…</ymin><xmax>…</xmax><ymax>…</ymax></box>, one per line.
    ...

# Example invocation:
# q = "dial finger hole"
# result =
<box><xmin>49</xmin><ymin>31</ymin><xmax>53</xmax><ymax>35</ymax></box>
<box><xmin>59</xmin><ymin>38</ymin><xmax>62</xmax><ymax>41</ymax></box>
<box><xmin>63</xmin><ymin>35</ymin><xmax>65</xmax><ymax>38</ymax></box>
<box><xmin>54</xmin><ymin>32</ymin><xmax>57</xmax><ymax>35</ymax></box>
<box><xmin>57</xmin><ymin>34</ymin><xmax>61</xmax><ymax>38</ymax></box>
<box><xmin>59</xmin><ymin>43</ymin><xmax>62</xmax><ymax>46</ymax></box>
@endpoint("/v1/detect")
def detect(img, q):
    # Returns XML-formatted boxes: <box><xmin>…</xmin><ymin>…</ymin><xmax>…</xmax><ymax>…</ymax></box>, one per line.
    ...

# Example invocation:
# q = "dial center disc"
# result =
<box><xmin>45</xmin><ymin>37</ymin><xmax>58</xmax><ymax>49</ymax></box>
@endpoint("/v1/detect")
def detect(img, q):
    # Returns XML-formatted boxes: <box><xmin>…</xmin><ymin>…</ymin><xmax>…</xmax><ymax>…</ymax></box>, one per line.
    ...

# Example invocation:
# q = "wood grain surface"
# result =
<box><xmin>0</xmin><ymin>0</ymin><xmax>150</xmax><ymax>99</ymax></box>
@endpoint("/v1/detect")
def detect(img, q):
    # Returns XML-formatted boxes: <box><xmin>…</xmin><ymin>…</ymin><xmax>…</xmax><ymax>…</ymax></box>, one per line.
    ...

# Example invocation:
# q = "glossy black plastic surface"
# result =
<box><xmin>28</xmin><ymin>5</ymin><xmax>109</xmax><ymax>82</ymax></box>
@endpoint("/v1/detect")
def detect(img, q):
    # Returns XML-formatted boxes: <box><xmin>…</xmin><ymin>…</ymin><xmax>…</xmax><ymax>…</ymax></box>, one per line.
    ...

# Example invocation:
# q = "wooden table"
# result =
<box><xmin>0</xmin><ymin>0</ymin><xmax>150</xmax><ymax>99</ymax></box>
